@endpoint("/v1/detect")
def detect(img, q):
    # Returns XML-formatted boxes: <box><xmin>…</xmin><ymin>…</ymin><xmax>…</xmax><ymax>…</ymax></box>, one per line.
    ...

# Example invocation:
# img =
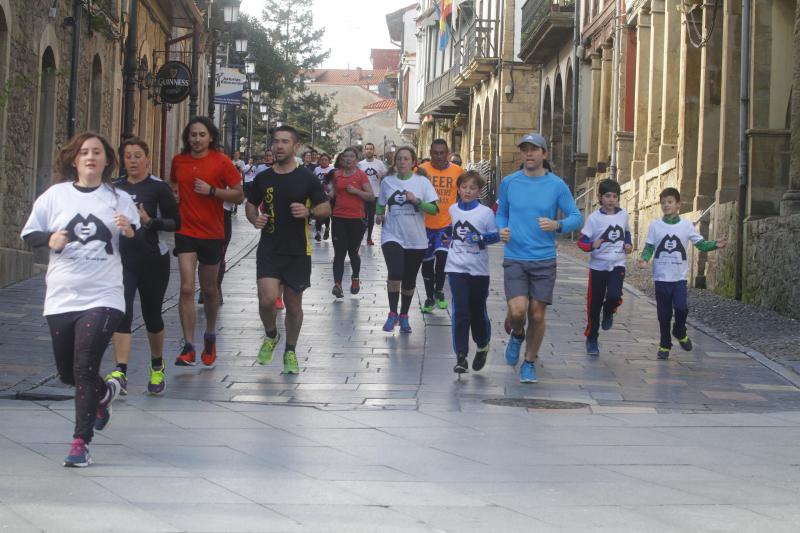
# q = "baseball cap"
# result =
<box><xmin>517</xmin><ymin>132</ymin><xmax>547</xmax><ymax>151</ymax></box>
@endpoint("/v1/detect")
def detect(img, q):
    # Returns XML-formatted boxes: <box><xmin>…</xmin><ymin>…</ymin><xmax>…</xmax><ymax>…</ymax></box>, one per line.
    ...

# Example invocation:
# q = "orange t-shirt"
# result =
<box><xmin>419</xmin><ymin>162</ymin><xmax>462</xmax><ymax>229</ymax></box>
<box><xmin>169</xmin><ymin>150</ymin><xmax>242</xmax><ymax>239</ymax></box>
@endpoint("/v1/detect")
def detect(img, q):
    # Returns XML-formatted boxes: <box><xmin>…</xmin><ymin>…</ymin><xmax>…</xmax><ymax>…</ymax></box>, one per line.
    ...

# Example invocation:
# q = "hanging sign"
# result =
<box><xmin>156</xmin><ymin>61</ymin><xmax>192</xmax><ymax>104</ymax></box>
<box><xmin>214</xmin><ymin>67</ymin><xmax>247</xmax><ymax>105</ymax></box>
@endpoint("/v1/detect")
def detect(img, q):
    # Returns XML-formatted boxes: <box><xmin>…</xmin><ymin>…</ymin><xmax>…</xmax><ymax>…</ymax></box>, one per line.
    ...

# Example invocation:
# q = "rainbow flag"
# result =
<box><xmin>438</xmin><ymin>0</ymin><xmax>453</xmax><ymax>50</ymax></box>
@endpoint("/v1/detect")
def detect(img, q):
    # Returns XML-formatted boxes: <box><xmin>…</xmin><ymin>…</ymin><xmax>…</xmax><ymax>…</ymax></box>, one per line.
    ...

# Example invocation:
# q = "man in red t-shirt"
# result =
<box><xmin>169</xmin><ymin>117</ymin><xmax>244</xmax><ymax>367</ymax></box>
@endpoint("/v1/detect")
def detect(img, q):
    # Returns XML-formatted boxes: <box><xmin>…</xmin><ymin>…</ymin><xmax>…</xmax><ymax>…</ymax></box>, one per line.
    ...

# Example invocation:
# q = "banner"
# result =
<box><xmin>213</xmin><ymin>67</ymin><xmax>246</xmax><ymax>105</ymax></box>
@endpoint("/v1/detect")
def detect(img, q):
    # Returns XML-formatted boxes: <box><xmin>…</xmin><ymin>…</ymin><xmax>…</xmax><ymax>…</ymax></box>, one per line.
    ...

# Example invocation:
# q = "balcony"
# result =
<box><xmin>520</xmin><ymin>0</ymin><xmax>575</xmax><ymax>64</ymax></box>
<box><xmin>453</xmin><ymin>18</ymin><xmax>499</xmax><ymax>88</ymax></box>
<box><xmin>420</xmin><ymin>65</ymin><xmax>469</xmax><ymax>116</ymax></box>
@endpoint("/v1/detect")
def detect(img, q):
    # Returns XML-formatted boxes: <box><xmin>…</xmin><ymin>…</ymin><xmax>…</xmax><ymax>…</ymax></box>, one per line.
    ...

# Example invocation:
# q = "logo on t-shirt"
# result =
<box><xmin>388</xmin><ymin>189</ymin><xmax>410</xmax><ymax>207</ymax></box>
<box><xmin>655</xmin><ymin>234</ymin><xmax>687</xmax><ymax>260</ymax></box>
<box><xmin>600</xmin><ymin>224</ymin><xmax>625</xmax><ymax>244</ymax></box>
<box><xmin>65</xmin><ymin>214</ymin><xmax>114</xmax><ymax>254</ymax></box>
<box><xmin>452</xmin><ymin>220</ymin><xmax>479</xmax><ymax>242</ymax></box>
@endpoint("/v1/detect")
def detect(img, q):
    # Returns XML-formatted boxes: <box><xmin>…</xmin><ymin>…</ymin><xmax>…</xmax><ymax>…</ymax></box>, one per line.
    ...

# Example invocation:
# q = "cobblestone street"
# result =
<box><xmin>3</xmin><ymin>216</ymin><xmax>800</xmax><ymax>531</ymax></box>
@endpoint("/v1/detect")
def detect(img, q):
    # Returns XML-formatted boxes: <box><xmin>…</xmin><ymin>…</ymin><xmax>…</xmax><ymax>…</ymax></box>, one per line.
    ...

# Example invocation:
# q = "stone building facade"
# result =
<box><xmin>0</xmin><ymin>0</ymin><xmax>211</xmax><ymax>287</ymax></box>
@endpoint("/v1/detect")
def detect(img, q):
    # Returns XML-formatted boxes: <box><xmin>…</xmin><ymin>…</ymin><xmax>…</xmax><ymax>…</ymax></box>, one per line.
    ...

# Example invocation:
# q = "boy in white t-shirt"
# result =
<box><xmin>578</xmin><ymin>179</ymin><xmax>632</xmax><ymax>356</ymax></box>
<box><xmin>637</xmin><ymin>187</ymin><xmax>727</xmax><ymax>360</ymax></box>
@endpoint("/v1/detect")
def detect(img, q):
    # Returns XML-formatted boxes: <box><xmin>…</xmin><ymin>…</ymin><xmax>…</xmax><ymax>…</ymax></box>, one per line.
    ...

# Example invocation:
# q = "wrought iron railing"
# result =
<box><xmin>521</xmin><ymin>0</ymin><xmax>575</xmax><ymax>44</ymax></box>
<box><xmin>457</xmin><ymin>18</ymin><xmax>499</xmax><ymax>69</ymax></box>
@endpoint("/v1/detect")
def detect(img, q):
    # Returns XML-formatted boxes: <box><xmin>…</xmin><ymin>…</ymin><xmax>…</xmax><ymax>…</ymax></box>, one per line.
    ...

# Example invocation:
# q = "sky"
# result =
<box><xmin>239</xmin><ymin>0</ymin><xmax>414</xmax><ymax>69</ymax></box>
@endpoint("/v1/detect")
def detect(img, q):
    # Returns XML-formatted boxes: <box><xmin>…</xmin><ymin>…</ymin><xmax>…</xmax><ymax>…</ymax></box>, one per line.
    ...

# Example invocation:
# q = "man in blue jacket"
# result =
<box><xmin>496</xmin><ymin>133</ymin><xmax>583</xmax><ymax>383</ymax></box>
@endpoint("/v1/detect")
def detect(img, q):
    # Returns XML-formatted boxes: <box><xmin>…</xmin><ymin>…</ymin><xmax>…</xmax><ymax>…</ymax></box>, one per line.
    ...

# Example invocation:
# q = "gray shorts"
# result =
<box><xmin>503</xmin><ymin>258</ymin><xmax>557</xmax><ymax>304</ymax></box>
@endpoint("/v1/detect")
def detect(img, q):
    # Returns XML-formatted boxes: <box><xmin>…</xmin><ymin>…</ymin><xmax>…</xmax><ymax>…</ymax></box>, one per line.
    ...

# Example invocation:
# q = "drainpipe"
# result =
<box><xmin>67</xmin><ymin>0</ymin><xmax>81</xmax><ymax>138</ymax></box>
<box><xmin>189</xmin><ymin>26</ymin><xmax>200</xmax><ymax>118</ymax></box>
<box><xmin>608</xmin><ymin>0</ymin><xmax>621</xmax><ymax>180</ymax></box>
<box><xmin>734</xmin><ymin>0</ymin><xmax>750</xmax><ymax>301</ymax></box>
<box><xmin>208</xmin><ymin>33</ymin><xmax>217</xmax><ymax>119</ymax></box>
<box><xmin>122</xmin><ymin>0</ymin><xmax>139</xmax><ymax>138</ymax></box>
<box><xmin>571</xmin><ymin>0</ymin><xmax>581</xmax><ymax>190</ymax></box>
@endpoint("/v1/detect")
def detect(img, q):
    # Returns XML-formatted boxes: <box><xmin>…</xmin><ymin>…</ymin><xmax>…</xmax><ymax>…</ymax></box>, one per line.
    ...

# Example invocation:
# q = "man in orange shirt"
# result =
<box><xmin>169</xmin><ymin>117</ymin><xmax>244</xmax><ymax>367</ymax></box>
<box><xmin>418</xmin><ymin>139</ymin><xmax>462</xmax><ymax>313</ymax></box>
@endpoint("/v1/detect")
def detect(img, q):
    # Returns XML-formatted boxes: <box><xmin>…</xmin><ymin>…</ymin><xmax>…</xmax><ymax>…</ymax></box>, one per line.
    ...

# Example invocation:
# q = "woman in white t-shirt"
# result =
<box><xmin>21</xmin><ymin>133</ymin><xmax>139</xmax><ymax>468</ymax></box>
<box><xmin>375</xmin><ymin>147</ymin><xmax>439</xmax><ymax>333</ymax></box>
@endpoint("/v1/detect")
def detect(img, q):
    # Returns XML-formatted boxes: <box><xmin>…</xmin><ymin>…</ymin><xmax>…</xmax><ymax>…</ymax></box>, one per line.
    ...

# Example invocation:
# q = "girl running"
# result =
<box><xmin>376</xmin><ymin>147</ymin><xmax>439</xmax><ymax>333</ymax></box>
<box><xmin>109</xmin><ymin>137</ymin><xmax>180</xmax><ymax>395</ymax></box>
<box><xmin>329</xmin><ymin>148</ymin><xmax>373</xmax><ymax>298</ymax></box>
<box><xmin>21</xmin><ymin>132</ymin><xmax>139</xmax><ymax>467</ymax></box>
<box><xmin>446</xmin><ymin>171</ymin><xmax>500</xmax><ymax>373</ymax></box>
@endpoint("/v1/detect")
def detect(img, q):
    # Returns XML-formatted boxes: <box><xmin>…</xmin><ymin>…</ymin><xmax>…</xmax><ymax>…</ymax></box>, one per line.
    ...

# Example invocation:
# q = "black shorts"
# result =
<box><xmin>173</xmin><ymin>233</ymin><xmax>225</xmax><ymax>265</ymax></box>
<box><xmin>256</xmin><ymin>247</ymin><xmax>312</xmax><ymax>293</ymax></box>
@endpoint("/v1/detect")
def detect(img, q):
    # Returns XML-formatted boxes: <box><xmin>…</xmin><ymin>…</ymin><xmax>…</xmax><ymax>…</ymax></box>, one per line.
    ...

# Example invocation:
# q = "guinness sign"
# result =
<box><xmin>156</xmin><ymin>61</ymin><xmax>192</xmax><ymax>104</ymax></box>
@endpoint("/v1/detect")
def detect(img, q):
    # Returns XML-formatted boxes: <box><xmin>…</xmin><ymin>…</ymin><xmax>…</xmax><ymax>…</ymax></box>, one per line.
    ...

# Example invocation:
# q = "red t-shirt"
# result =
<box><xmin>169</xmin><ymin>150</ymin><xmax>241</xmax><ymax>239</ymax></box>
<box><xmin>331</xmin><ymin>169</ymin><xmax>371</xmax><ymax>219</ymax></box>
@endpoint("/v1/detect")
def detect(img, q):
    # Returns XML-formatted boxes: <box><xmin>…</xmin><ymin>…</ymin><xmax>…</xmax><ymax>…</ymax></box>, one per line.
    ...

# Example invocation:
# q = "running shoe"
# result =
<box><xmin>601</xmin><ymin>311</ymin><xmax>614</xmax><ymax>331</ymax></box>
<box><xmin>382</xmin><ymin>312</ymin><xmax>399</xmax><ymax>332</ymax></box>
<box><xmin>473</xmin><ymin>344</ymin><xmax>489</xmax><ymax>371</ymax></box>
<box><xmin>201</xmin><ymin>334</ymin><xmax>217</xmax><ymax>366</ymax></box>
<box><xmin>94</xmin><ymin>378</ymin><xmax>120</xmax><ymax>431</ymax></box>
<box><xmin>350</xmin><ymin>278</ymin><xmax>360</xmax><ymax>295</ymax></box>
<box><xmin>283</xmin><ymin>351</ymin><xmax>300</xmax><ymax>374</ymax></box>
<box><xmin>276</xmin><ymin>296</ymin><xmax>285</xmax><ymax>310</ymax></box>
<box><xmin>315</xmin><ymin>232</ymin><xmax>322</xmax><ymax>242</ymax></box>
<box><xmin>367</xmin><ymin>239</ymin><xmax>375</xmax><ymax>246</ymax></box>
<box><xmin>657</xmin><ymin>347</ymin><xmax>671</xmax><ymax>360</ymax></box>
<box><xmin>63</xmin><ymin>438</ymin><xmax>91</xmax><ymax>468</ymax></box>
<box><xmin>435</xmin><ymin>291</ymin><xmax>448</xmax><ymax>310</ymax></box>
<box><xmin>257</xmin><ymin>332</ymin><xmax>281</xmax><ymax>365</ymax></box>
<box><xmin>323</xmin><ymin>229</ymin><xmax>330</xmax><ymax>240</ymax></box>
<box><xmin>453</xmin><ymin>354</ymin><xmax>469</xmax><ymax>374</ymax></box>
<box><xmin>421</xmin><ymin>298</ymin><xmax>435</xmax><ymax>314</ymax></box>
<box><xmin>175</xmin><ymin>343</ymin><xmax>196</xmax><ymax>366</ymax></box>
<box><xmin>505</xmin><ymin>334</ymin><xmax>523</xmax><ymax>366</ymax></box>
<box><xmin>332</xmin><ymin>283</ymin><xmax>344</xmax><ymax>298</ymax></box>
<box><xmin>399</xmin><ymin>314</ymin><xmax>412</xmax><ymax>333</ymax></box>
<box><xmin>677</xmin><ymin>335</ymin><xmax>693</xmax><ymax>351</ymax></box>
<box><xmin>519</xmin><ymin>360</ymin><xmax>538</xmax><ymax>383</ymax></box>
<box><xmin>148</xmin><ymin>365</ymin><xmax>166</xmax><ymax>395</ymax></box>
<box><xmin>104</xmin><ymin>369</ymin><xmax>127</xmax><ymax>396</ymax></box>
<box><xmin>585</xmin><ymin>338</ymin><xmax>600</xmax><ymax>356</ymax></box>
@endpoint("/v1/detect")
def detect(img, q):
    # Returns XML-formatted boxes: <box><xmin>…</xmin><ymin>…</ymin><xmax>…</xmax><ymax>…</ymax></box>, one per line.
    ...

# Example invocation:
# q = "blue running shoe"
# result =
<box><xmin>585</xmin><ymin>338</ymin><xmax>600</xmax><ymax>356</ymax></box>
<box><xmin>504</xmin><ymin>334</ymin><xmax>523</xmax><ymax>366</ymax></box>
<box><xmin>601</xmin><ymin>311</ymin><xmax>614</xmax><ymax>331</ymax></box>
<box><xmin>63</xmin><ymin>438</ymin><xmax>91</xmax><ymax>467</ymax></box>
<box><xmin>519</xmin><ymin>360</ymin><xmax>538</xmax><ymax>383</ymax></box>
<box><xmin>383</xmin><ymin>312</ymin><xmax>399</xmax><ymax>332</ymax></box>
<box><xmin>398</xmin><ymin>314</ymin><xmax>412</xmax><ymax>333</ymax></box>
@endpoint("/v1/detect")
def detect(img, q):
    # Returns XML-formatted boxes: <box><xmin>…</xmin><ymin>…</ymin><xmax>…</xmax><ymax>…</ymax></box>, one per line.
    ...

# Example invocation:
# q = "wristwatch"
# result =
<box><xmin>208</xmin><ymin>186</ymin><xmax>216</xmax><ymax>197</ymax></box>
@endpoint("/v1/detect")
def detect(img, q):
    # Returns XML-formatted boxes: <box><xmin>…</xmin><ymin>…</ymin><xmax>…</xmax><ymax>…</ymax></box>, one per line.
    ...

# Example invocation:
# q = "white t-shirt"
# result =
<box><xmin>358</xmin><ymin>158</ymin><xmax>388</xmax><ymax>198</ymax></box>
<box><xmin>445</xmin><ymin>203</ymin><xmax>497</xmax><ymax>277</ymax></box>
<box><xmin>645</xmin><ymin>218</ymin><xmax>703</xmax><ymax>282</ymax></box>
<box><xmin>243</xmin><ymin>164</ymin><xmax>258</xmax><ymax>183</ymax></box>
<box><xmin>21</xmin><ymin>182</ymin><xmax>140</xmax><ymax>316</ymax></box>
<box><xmin>580</xmin><ymin>208</ymin><xmax>631</xmax><ymax>271</ymax></box>
<box><xmin>314</xmin><ymin>165</ymin><xmax>334</xmax><ymax>183</ymax></box>
<box><xmin>378</xmin><ymin>174</ymin><xmax>438</xmax><ymax>249</ymax></box>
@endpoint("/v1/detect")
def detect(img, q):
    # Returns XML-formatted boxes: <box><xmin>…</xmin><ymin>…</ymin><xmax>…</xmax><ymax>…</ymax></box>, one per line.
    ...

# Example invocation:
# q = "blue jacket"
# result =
<box><xmin>495</xmin><ymin>170</ymin><xmax>583</xmax><ymax>261</ymax></box>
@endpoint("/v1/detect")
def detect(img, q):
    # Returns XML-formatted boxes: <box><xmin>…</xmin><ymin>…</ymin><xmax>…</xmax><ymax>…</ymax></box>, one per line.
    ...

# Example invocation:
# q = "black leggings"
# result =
<box><xmin>422</xmin><ymin>250</ymin><xmax>448</xmax><ymax>298</ymax></box>
<box><xmin>315</xmin><ymin>216</ymin><xmax>330</xmax><ymax>233</ymax></box>
<box><xmin>364</xmin><ymin>199</ymin><xmax>377</xmax><ymax>240</ymax></box>
<box><xmin>382</xmin><ymin>242</ymin><xmax>426</xmax><ymax>290</ymax></box>
<box><xmin>217</xmin><ymin>209</ymin><xmax>233</xmax><ymax>290</ymax></box>
<box><xmin>118</xmin><ymin>252</ymin><xmax>171</xmax><ymax>334</ymax></box>
<box><xmin>332</xmin><ymin>217</ymin><xmax>365</xmax><ymax>283</ymax></box>
<box><xmin>47</xmin><ymin>307</ymin><xmax>123</xmax><ymax>442</ymax></box>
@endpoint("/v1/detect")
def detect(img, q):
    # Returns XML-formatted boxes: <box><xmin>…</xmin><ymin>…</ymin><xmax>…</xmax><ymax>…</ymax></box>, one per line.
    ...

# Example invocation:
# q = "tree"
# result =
<box><xmin>283</xmin><ymin>91</ymin><xmax>340</xmax><ymax>155</ymax></box>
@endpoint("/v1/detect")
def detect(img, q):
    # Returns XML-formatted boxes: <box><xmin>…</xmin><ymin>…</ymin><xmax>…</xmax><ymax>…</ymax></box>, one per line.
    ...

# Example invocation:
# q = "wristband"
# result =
<box><xmin>209</xmin><ymin>186</ymin><xmax>216</xmax><ymax>197</ymax></box>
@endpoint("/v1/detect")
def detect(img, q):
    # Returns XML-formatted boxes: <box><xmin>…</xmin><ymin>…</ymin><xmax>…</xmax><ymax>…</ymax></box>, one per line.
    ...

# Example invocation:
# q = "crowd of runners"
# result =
<box><xmin>21</xmin><ymin>117</ymin><xmax>726</xmax><ymax>468</ymax></box>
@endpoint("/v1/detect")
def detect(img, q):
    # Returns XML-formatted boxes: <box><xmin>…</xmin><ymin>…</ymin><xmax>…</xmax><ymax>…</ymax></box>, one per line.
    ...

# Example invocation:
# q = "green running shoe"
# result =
<box><xmin>148</xmin><ymin>365</ymin><xmax>166</xmax><ymax>395</ymax></box>
<box><xmin>421</xmin><ymin>298</ymin><xmax>435</xmax><ymax>314</ymax></box>
<box><xmin>283</xmin><ymin>351</ymin><xmax>300</xmax><ymax>374</ymax></box>
<box><xmin>435</xmin><ymin>291</ymin><xmax>448</xmax><ymax>310</ymax></box>
<box><xmin>258</xmin><ymin>332</ymin><xmax>281</xmax><ymax>365</ymax></box>
<box><xmin>104</xmin><ymin>370</ymin><xmax>127</xmax><ymax>396</ymax></box>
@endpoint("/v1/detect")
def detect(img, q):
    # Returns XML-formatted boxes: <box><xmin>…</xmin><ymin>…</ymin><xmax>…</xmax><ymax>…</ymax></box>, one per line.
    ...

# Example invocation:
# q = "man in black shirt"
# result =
<box><xmin>246</xmin><ymin>125</ymin><xmax>331</xmax><ymax>374</ymax></box>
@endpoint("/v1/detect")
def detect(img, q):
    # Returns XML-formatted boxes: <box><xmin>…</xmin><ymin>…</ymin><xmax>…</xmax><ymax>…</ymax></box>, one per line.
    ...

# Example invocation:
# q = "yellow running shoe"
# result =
<box><xmin>283</xmin><ymin>350</ymin><xmax>299</xmax><ymax>374</ymax></box>
<box><xmin>257</xmin><ymin>333</ymin><xmax>281</xmax><ymax>365</ymax></box>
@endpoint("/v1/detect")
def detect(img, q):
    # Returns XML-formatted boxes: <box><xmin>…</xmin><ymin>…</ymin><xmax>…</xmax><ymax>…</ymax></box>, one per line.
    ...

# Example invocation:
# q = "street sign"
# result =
<box><xmin>214</xmin><ymin>67</ymin><xmax>247</xmax><ymax>105</ymax></box>
<box><xmin>156</xmin><ymin>61</ymin><xmax>192</xmax><ymax>104</ymax></box>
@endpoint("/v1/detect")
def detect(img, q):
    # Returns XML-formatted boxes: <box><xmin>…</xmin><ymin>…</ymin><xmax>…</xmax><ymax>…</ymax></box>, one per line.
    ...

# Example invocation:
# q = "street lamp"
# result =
<box><xmin>260</xmin><ymin>104</ymin><xmax>268</xmax><ymax>114</ymax></box>
<box><xmin>244</xmin><ymin>54</ymin><xmax>256</xmax><ymax>75</ymax></box>
<box><xmin>250</xmin><ymin>74</ymin><xmax>260</xmax><ymax>92</ymax></box>
<box><xmin>222</xmin><ymin>0</ymin><xmax>240</xmax><ymax>23</ymax></box>
<box><xmin>234</xmin><ymin>36</ymin><xmax>248</xmax><ymax>54</ymax></box>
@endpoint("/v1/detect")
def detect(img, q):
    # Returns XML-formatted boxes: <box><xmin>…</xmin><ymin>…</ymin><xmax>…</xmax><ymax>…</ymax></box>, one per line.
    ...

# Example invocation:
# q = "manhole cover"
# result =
<box><xmin>483</xmin><ymin>398</ymin><xmax>589</xmax><ymax>409</ymax></box>
<box><xmin>13</xmin><ymin>392</ymin><xmax>73</xmax><ymax>402</ymax></box>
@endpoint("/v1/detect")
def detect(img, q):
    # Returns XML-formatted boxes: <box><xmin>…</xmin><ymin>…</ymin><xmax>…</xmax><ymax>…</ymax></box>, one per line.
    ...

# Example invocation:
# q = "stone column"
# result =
<box><xmin>597</xmin><ymin>44</ymin><xmax>613</xmax><ymax>169</ymax></box>
<box><xmin>588</xmin><ymin>52</ymin><xmax>603</xmax><ymax>171</ymax></box>
<box><xmin>782</xmin><ymin>0</ymin><xmax>800</xmax><ymax>215</ymax></box>
<box><xmin>714</xmin><ymin>0</ymin><xmax>742</xmax><ymax>207</ymax></box>
<box><xmin>630</xmin><ymin>10</ymin><xmax>651</xmax><ymax>182</ymax></box>
<box><xmin>694</xmin><ymin>1</ymin><xmax>724</xmax><ymax>211</ymax></box>
<box><xmin>645</xmin><ymin>0</ymin><xmax>666</xmax><ymax>171</ymax></box>
<box><xmin>659</xmin><ymin>0</ymin><xmax>681</xmax><ymax>165</ymax></box>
